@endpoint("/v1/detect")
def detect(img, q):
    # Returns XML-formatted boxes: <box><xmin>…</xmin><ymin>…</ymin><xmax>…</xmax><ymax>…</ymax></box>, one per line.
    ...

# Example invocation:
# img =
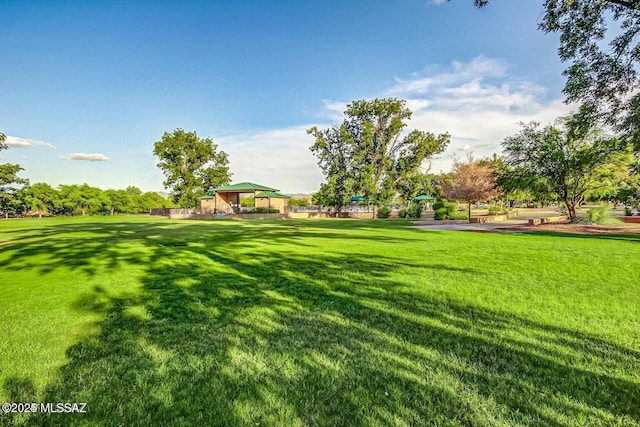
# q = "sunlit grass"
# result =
<box><xmin>0</xmin><ymin>216</ymin><xmax>639</xmax><ymax>426</ymax></box>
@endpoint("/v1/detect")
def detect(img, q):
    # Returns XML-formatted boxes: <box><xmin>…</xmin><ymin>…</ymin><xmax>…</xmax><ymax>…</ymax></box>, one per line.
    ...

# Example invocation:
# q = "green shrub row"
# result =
<box><xmin>244</xmin><ymin>208</ymin><xmax>281</xmax><ymax>214</ymax></box>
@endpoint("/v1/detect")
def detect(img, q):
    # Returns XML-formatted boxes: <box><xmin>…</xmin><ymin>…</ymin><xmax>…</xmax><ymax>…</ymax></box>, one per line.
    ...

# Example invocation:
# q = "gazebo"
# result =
<box><xmin>413</xmin><ymin>195</ymin><xmax>436</xmax><ymax>209</ymax></box>
<box><xmin>199</xmin><ymin>182</ymin><xmax>283</xmax><ymax>214</ymax></box>
<box><xmin>413</xmin><ymin>195</ymin><xmax>436</xmax><ymax>202</ymax></box>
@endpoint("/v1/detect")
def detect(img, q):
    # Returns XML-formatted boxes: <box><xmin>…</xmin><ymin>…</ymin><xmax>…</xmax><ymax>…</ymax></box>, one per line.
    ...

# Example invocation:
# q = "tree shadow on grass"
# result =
<box><xmin>1</xmin><ymin>219</ymin><xmax>639</xmax><ymax>426</ymax></box>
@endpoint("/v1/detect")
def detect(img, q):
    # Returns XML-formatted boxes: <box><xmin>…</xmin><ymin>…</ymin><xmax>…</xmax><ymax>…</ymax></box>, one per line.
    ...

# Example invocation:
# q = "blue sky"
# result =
<box><xmin>1</xmin><ymin>0</ymin><xmax>571</xmax><ymax>193</ymax></box>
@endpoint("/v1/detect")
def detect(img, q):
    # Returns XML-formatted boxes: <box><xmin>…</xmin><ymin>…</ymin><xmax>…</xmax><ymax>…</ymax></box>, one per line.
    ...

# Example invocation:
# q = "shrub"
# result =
<box><xmin>398</xmin><ymin>207</ymin><xmax>408</xmax><ymax>218</ymax></box>
<box><xmin>432</xmin><ymin>199</ymin><xmax>448</xmax><ymax>211</ymax></box>
<box><xmin>453</xmin><ymin>210</ymin><xmax>469</xmax><ymax>220</ymax></box>
<box><xmin>251</xmin><ymin>208</ymin><xmax>280</xmax><ymax>214</ymax></box>
<box><xmin>625</xmin><ymin>206</ymin><xmax>634</xmax><ymax>216</ymax></box>
<box><xmin>377</xmin><ymin>206</ymin><xmax>391</xmax><ymax>219</ymax></box>
<box><xmin>488</xmin><ymin>204</ymin><xmax>498</xmax><ymax>215</ymax></box>
<box><xmin>433</xmin><ymin>200</ymin><xmax>460</xmax><ymax>220</ymax></box>
<box><xmin>434</xmin><ymin>208</ymin><xmax>448</xmax><ymax>220</ymax></box>
<box><xmin>408</xmin><ymin>204</ymin><xmax>423</xmax><ymax>218</ymax></box>
<box><xmin>577</xmin><ymin>205</ymin><xmax>622</xmax><ymax>225</ymax></box>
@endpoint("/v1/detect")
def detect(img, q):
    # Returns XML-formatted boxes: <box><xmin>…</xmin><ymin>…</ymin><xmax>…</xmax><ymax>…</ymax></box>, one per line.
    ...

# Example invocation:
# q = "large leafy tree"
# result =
<box><xmin>103</xmin><ymin>189</ymin><xmax>134</xmax><ymax>216</ymax></box>
<box><xmin>502</xmin><ymin>118</ymin><xmax>631</xmax><ymax>221</ymax></box>
<box><xmin>474</xmin><ymin>0</ymin><xmax>640</xmax><ymax>148</ymax></box>
<box><xmin>0</xmin><ymin>133</ymin><xmax>29</xmax><ymax>218</ymax></box>
<box><xmin>308</xmin><ymin>125</ymin><xmax>357</xmax><ymax>212</ymax></box>
<box><xmin>23</xmin><ymin>182</ymin><xmax>60</xmax><ymax>218</ymax></box>
<box><xmin>309</xmin><ymin>98</ymin><xmax>449</xmax><ymax>215</ymax></box>
<box><xmin>58</xmin><ymin>184</ymin><xmax>106</xmax><ymax>216</ymax></box>
<box><xmin>153</xmin><ymin>129</ymin><xmax>231</xmax><ymax>208</ymax></box>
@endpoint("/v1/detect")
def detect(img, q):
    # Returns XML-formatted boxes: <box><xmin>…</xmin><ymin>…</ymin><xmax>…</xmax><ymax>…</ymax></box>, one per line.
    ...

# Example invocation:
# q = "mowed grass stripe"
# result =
<box><xmin>0</xmin><ymin>216</ymin><xmax>638</xmax><ymax>426</ymax></box>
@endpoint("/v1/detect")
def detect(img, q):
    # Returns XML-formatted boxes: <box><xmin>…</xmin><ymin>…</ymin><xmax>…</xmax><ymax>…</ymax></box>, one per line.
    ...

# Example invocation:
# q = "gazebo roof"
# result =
<box><xmin>414</xmin><ymin>195</ymin><xmax>436</xmax><ymax>201</ymax></box>
<box><xmin>255</xmin><ymin>191</ymin><xmax>290</xmax><ymax>199</ymax></box>
<box><xmin>209</xmin><ymin>182</ymin><xmax>279</xmax><ymax>193</ymax></box>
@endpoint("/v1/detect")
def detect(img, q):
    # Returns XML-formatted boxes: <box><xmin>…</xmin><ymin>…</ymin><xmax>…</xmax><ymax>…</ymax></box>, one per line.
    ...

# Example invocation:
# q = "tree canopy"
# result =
<box><xmin>0</xmin><ymin>133</ymin><xmax>29</xmax><ymax>218</ymax></box>
<box><xmin>442</xmin><ymin>157</ymin><xmax>501</xmax><ymax>221</ymax></box>
<box><xmin>502</xmin><ymin>117</ymin><xmax>632</xmax><ymax>221</ymax></box>
<box><xmin>309</xmin><ymin>98</ymin><xmax>449</xmax><ymax>214</ymax></box>
<box><xmin>475</xmin><ymin>0</ymin><xmax>640</xmax><ymax>148</ymax></box>
<box><xmin>153</xmin><ymin>129</ymin><xmax>231</xmax><ymax>208</ymax></box>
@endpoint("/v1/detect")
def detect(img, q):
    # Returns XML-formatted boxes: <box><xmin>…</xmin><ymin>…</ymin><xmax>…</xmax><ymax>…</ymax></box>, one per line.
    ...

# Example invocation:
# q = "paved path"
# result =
<box><xmin>410</xmin><ymin>208</ymin><xmax>562</xmax><ymax>232</ymax></box>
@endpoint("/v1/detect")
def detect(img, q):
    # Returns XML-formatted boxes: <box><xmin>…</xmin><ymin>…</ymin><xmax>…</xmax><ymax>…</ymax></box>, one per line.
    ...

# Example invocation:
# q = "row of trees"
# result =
<box><xmin>416</xmin><ymin>118</ymin><xmax>639</xmax><ymax>223</ymax></box>
<box><xmin>3</xmin><ymin>181</ymin><xmax>173</xmax><ymax>218</ymax></box>
<box><xmin>2</xmin><ymin>132</ymin><xmax>174</xmax><ymax>218</ymax></box>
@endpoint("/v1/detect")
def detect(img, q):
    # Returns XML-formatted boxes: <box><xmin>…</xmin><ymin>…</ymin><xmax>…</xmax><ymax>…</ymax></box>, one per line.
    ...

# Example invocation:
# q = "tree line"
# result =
<box><xmin>1</xmin><ymin>134</ymin><xmax>173</xmax><ymax>218</ymax></box>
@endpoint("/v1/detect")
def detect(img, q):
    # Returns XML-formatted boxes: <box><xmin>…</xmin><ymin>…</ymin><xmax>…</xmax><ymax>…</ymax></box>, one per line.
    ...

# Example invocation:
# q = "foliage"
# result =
<box><xmin>247</xmin><ymin>208</ymin><xmax>280</xmax><ymax>214</ymax></box>
<box><xmin>502</xmin><ymin>118</ymin><xmax>631</xmax><ymax>221</ymax></box>
<box><xmin>376</xmin><ymin>206</ymin><xmax>391</xmax><ymax>218</ymax></box>
<box><xmin>407</xmin><ymin>203</ymin><xmax>423</xmax><ymax>218</ymax></box>
<box><xmin>577</xmin><ymin>205</ymin><xmax>623</xmax><ymax>225</ymax></box>
<box><xmin>395</xmin><ymin>172</ymin><xmax>440</xmax><ymax>205</ymax></box>
<box><xmin>289</xmin><ymin>198</ymin><xmax>310</xmax><ymax>207</ymax></box>
<box><xmin>22</xmin><ymin>183</ymin><xmax>58</xmax><ymax>217</ymax></box>
<box><xmin>398</xmin><ymin>207</ymin><xmax>407</xmax><ymax>218</ymax></box>
<box><xmin>0</xmin><ymin>134</ymin><xmax>29</xmax><ymax>218</ymax></box>
<box><xmin>433</xmin><ymin>200</ymin><xmax>458</xmax><ymax>220</ymax></box>
<box><xmin>442</xmin><ymin>157</ymin><xmax>500</xmax><ymax>221</ymax></box>
<box><xmin>452</xmin><ymin>210</ymin><xmax>469</xmax><ymax>221</ymax></box>
<box><xmin>309</xmin><ymin>98</ymin><xmax>449</xmax><ymax>214</ymax></box>
<box><xmin>240</xmin><ymin>196</ymin><xmax>255</xmax><ymax>208</ymax></box>
<box><xmin>474</xmin><ymin>0</ymin><xmax>640</xmax><ymax>150</ymax></box>
<box><xmin>153</xmin><ymin>129</ymin><xmax>231</xmax><ymax>208</ymax></box>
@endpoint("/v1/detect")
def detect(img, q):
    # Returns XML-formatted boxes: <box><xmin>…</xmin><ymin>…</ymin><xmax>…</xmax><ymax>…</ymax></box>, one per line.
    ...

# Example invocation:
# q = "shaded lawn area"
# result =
<box><xmin>0</xmin><ymin>216</ymin><xmax>639</xmax><ymax>426</ymax></box>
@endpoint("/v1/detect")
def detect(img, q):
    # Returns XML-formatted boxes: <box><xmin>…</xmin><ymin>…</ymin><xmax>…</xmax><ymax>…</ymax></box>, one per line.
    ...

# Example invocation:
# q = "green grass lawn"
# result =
<box><xmin>0</xmin><ymin>216</ymin><xmax>639</xmax><ymax>426</ymax></box>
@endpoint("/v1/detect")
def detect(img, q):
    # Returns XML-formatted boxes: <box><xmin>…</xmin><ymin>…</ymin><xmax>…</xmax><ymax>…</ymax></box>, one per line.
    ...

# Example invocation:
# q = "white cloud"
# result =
<box><xmin>5</xmin><ymin>135</ymin><xmax>56</xmax><ymax>149</ymax></box>
<box><xmin>215</xmin><ymin>56</ymin><xmax>572</xmax><ymax>193</ymax></box>
<box><xmin>64</xmin><ymin>153</ymin><xmax>110</xmax><ymax>161</ymax></box>
<box><xmin>346</xmin><ymin>56</ymin><xmax>573</xmax><ymax>173</ymax></box>
<box><xmin>217</xmin><ymin>125</ymin><xmax>322</xmax><ymax>194</ymax></box>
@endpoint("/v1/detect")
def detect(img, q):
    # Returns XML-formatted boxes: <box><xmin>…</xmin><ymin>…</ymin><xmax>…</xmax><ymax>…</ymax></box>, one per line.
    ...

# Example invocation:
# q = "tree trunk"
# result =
<box><xmin>110</xmin><ymin>208</ymin><xmax>115</xmax><ymax>216</ymax></box>
<box><xmin>38</xmin><ymin>211</ymin><xmax>42</xmax><ymax>219</ymax></box>
<box><xmin>564</xmin><ymin>199</ymin><xmax>577</xmax><ymax>222</ymax></box>
<box><xmin>468</xmin><ymin>202</ymin><xmax>472</xmax><ymax>223</ymax></box>
<box><xmin>372</xmin><ymin>204</ymin><xmax>377</xmax><ymax>219</ymax></box>
<box><xmin>82</xmin><ymin>208</ymin><xmax>86</xmax><ymax>216</ymax></box>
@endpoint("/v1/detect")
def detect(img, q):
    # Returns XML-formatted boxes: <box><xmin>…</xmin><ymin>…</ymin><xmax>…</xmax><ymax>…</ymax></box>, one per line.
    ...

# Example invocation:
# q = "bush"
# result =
<box><xmin>432</xmin><ymin>199</ymin><xmax>448</xmax><ymax>211</ymax></box>
<box><xmin>398</xmin><ymin>207</ymin><xmax>408</xmax><ymax>218</ymax></box>
<box><xmin>433</xmin><ymin>200</ymin><xmax>459</xmax><ymax>220</ymax></box>
<box><xmin>577</xmin><ymin>205</ymin><xmax>622</xmax><ymax>225</ymax></box>
<box><xmin>408</xmin><ymin>204</ymin><xmax>423</xmax><ymax>218</ymax></box>
<box><xmin>434</xmin><ymin>208</ymin><xmax>448</xmax><ymax>220</ymax></box>
<box><xmin>249</xmin><ymin>208</ymin><xmax>280</xmax><ymax>214</ymax></box>
<box><xmin>453</xmin><ymin>210</ymin><xmax>469</xmax><ymax>220</ymax></box>
<box><xmin>625</xmin><ymin>206</ymin><xmax>634</xmax><ymax>216</ymax></box>
<box><xmin>377</xmin><ymin>206</ymin><xmax>392</xmax><ymax>218</ymax></box>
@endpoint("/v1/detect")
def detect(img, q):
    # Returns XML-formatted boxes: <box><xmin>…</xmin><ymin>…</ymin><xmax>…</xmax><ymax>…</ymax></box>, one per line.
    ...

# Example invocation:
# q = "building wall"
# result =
<box><xmin>255</xmin><ymin>197</ymin><xmax>289</xmax><ymax>213</ymax></box>
<box><xmin>200</xmin><ymin>199</ymin><xmax>216</xmax><ymax>213</ymax></box>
